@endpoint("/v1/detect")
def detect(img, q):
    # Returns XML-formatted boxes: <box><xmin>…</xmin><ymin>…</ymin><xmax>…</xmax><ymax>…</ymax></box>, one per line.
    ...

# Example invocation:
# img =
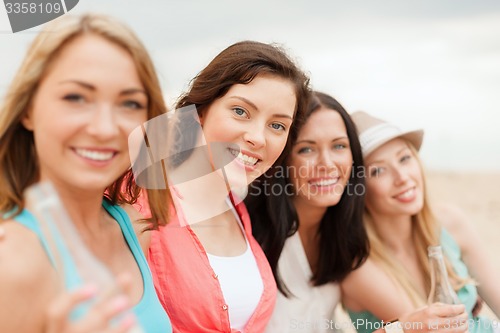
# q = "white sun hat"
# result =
<box><xmin>351</xmin><ymin>111</ymin><xmax>424</xmax><ymax>158</ymax></box>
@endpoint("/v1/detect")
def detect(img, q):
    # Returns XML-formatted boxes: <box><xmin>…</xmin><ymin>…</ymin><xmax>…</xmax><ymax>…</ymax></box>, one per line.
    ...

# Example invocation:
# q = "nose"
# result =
<box><xmin>393</xmin><ymin>166</ymin><xmax>409</xmax><ymax>185</ymax></box>
<box><xmin>87</xmin><ymin>104</ymin><xmax>120</xmax><ymax>140</ymax></box>
<box><xmin>318</xmin><ymin>149</ymin><xmax>335</xmax><ymax>169</ymax></box>
<box><xmin>242</xmin><ymin>122</ymin><xmax>266</xmax><ymax>149</ymax></box>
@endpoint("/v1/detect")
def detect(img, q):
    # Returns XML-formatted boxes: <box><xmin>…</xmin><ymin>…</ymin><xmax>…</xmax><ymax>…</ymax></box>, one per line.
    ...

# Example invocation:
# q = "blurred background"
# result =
<box><xmin>2</xmin><ymin>0</ymin><xmax>500</xmax><ymax>171</ymax></box>
<box><xmin>1</xmin><ymin>0</ymin><xmax>499</xmax><ymax>322</ymax></box>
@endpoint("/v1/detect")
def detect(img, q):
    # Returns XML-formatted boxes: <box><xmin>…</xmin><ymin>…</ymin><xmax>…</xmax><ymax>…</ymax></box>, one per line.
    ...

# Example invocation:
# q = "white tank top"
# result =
<box><xmin>206</xmin><ymin>202</ymin><xmax>264</xmax><ymax>331</ymax></box>
<box><xmin>265</xmin><ymin>232</ymin><xmax>341</xmax><ymax>332</ymax></box>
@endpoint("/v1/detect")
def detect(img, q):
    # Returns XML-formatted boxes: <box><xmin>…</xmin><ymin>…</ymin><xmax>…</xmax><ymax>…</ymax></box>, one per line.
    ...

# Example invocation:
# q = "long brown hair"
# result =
<box><xmin>171</xmin><ymin>40</ymin><xmax>311</xmax><ymax>168</ymax></box>
<box><xmin>0</xmin><ymin>14</ymin><xmax>169</xmax><ymax>227</ymax></box>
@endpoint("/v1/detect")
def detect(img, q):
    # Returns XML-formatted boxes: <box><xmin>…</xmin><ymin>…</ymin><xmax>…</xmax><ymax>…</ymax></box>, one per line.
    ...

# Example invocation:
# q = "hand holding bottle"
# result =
<box><xmin>387</xmin><ymin>246</ymin><xmax>467</xmax><ymax>333</ymax></box>
<box><xmin>45</xmin><ymin>275</ymin><xmax>137</xmax><ymax>333</ymax></box>
<box><xmin>24</xmin><ymin>182</ymin><xmax>144</xmax><ymax>333</ymax></box>
<box><xmin>399</xmin><ymin>303</ymin><xmax>468</xmax><ymax>333</ymax></box>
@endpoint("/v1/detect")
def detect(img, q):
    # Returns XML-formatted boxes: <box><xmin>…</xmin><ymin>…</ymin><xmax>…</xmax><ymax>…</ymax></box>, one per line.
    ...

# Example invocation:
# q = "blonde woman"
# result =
<box><xmin>0</xmin><ymin>14</ymin><xmax>171</xmax><ymax>332</ymax></box>
<box><xmin>341</xmin><ymin>111</ymin><xmax>500</xmax><ymax>333</ymax></box>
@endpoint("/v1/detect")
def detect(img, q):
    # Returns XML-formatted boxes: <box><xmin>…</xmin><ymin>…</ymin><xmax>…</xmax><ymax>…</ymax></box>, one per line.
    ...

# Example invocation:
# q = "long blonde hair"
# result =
<box><xmin>364</xmin><ymin>142</ymin><xmax>468</xmax><ymax>306</ymax></box>
<box><xmin>0</xmin><ymin>14</ymin><xmax>169</xmax><ymax>227</ymax></box>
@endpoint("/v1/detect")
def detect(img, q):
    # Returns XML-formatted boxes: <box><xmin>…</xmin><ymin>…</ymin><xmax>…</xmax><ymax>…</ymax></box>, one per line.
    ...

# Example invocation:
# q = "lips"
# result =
<box><xmin>308</xmin><ymin>177</ymin><xmax>339</xmax><ymax>186</ymax></box>
<box><xmin>393</xmin><ymin>187</ymin><xmax>416</xmax><ymax>202</ymax></box>
<box><xmin>228</xmin><ymin>148</ymin><xmax>261</xmax><ymax>166</ymax></box>
<box><xmin>73</xmin><ymin>148</ymin><xmax>117</xmax><ymax>162</ymax></box>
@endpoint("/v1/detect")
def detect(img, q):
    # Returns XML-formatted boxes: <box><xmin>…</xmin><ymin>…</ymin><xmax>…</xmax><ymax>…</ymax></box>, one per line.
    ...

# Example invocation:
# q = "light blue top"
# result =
<box><xmin>12</xmin><ymin>200</ymin><xmax>172</xmax><ymax>333</ymax></box>
<box><xmin>347</xmin><ymin>228</ymin><xmax>494</xmax><ymax>333</ymax></box>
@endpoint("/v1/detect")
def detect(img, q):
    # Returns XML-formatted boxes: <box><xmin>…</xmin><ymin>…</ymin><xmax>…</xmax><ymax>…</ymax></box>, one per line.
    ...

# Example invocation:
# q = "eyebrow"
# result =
<box><xmin>230</xmin><ymin>95</ymin><xmax>293</xmax><ymax>120</ymax></box>
<box><xmin>59</xmin><ymin>80</ymin><xmax>147</xmax><ymax>96</ymax></box>
<box><xmin>367</xmin><ymin>147</ymin><xmax>410</xmax><ymax>165</ymax></box>
<box><xmin>397</xmin><ymin>146</ymin><xmax>411</xmax><ymax>154</ymax></box>
<box><xmin>295</xmin><ymin>136</ymin><xmax>348</xmax><ymax>145</ymax></box>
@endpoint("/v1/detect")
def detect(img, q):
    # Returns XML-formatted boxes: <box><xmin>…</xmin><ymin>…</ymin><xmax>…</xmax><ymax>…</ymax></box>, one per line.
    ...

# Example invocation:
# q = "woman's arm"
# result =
<box><xmin>0</xmin><ymin>221</ymin><xmax>140</xmax><ymax>332</ymax></box>
<box><xmin>0</xmin><ymin>221</ymin><xmax>60</xmax><ymax>332</ymax></box>
<box><xmin>341</xmin><ymin>258</ymin><xmax>414</xmax><ymax>320</ymax></box>
<box><xmin>436</xmin><ymin>203</ymin><xmax>500</xmax><ymax>318</ymax></box>
<box><xmin>342</xmin><ymin>261</ymin><xmax>469</xmax><ymax>333</ymax></box>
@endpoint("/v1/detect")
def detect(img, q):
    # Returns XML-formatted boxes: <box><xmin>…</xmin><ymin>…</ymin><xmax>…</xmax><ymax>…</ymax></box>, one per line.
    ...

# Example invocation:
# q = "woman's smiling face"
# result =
<box><xmin>364</xmin><ymin>138</ymin><xmax>424</xmax><ymax>219</ymax></box>
<box><xmin>200</xmin><ymin>74</ymin><xmax>297</xmax><ymax>186</ymax></box>
<box><xmin>22</xmin><ymin>34</ymin><xmax>148</xmax><ymax>193</ymax></box>
<box><xmin>288</xmin><ymin>108</ymin><xmax>353</xmax><ymax>209</ymax></box>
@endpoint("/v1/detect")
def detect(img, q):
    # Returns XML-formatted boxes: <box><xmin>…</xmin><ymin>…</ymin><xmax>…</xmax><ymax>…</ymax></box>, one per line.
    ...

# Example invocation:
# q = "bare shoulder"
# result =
<box><xmin>433</xmin><ymin>202</ymin><xmax>477</xmax><ymax>250</ymax></box>
<box><xmin>0</xmin><ymin>220</ymin><xmax>59</xmax><ymax>331</ymax></box>
<box><xmin>433</xmin><ymin>202</ymin><xmax>470</xmax><ymax>231</ymax></box>
<box><xmin>341</xmin><ymin>258</ymin><xmax>396</xmax><ymax>296</ymax></box>
<box><xmin>341</xmin><ymin>258</ymin><xmax>413</xmax><ymax>317</ymax></box>
<box><xmin>120</xmin><ymin>204</ymin><xmax>151</xmax><ymax>256</ymax></box>
<box><xmin>0</xmin><ymin>220</ymin><xmax>55</xmax><ymax>280</ymax></box>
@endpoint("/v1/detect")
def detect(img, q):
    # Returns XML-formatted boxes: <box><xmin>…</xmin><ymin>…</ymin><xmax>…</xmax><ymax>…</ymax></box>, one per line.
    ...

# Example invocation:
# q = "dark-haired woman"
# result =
<box><xmin>246</xmin><ymin>92</ymin><xmax>468</xmax><ymax>333</ymax></box>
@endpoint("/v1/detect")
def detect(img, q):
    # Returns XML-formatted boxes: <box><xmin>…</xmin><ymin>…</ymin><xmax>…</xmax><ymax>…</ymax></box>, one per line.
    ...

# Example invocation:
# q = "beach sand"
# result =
<box><xmin>427</xmin><ymin>170</ymin><xmax>499</xmax><ymax>321</ymax></box>
<box><xmin>426</xmin><ymin>170</ymin><xmax>500</xmax><ymax>258</ymax></box>
<box><xmin>335</xmin><ymin>170</ymin><xmax>500</xmax><ymax>331</ymax></box>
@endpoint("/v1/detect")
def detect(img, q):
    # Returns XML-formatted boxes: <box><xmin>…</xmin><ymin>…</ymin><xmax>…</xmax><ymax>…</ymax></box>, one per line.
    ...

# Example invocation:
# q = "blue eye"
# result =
<box><xmin>232</xmin><ymin>107</ymin><xmax>248</xmax><ymax>117</ymax></box>
<box><xmin>298</xmin><ymin>147</ymin><xmax>313</xmax><ymax>154</ymax></box>
<box><xmin>333</xmin><ymin>144</ymin><xmax>347</xmax><ymax>150</ymax></box>
<box><xmin>123</xmin><ymin>100</ymin><xmax>145</xmax><ymax>110</ymax></box>
<box><xmin>400</xmin><ymin>155</ymin><xmax>411</xmax><ymax>163</ymax></box>
<box><xmin>63</xmin><ymin>94</ymin><xmax>85</xmax><ymax>103</ymax></box>
<box><xmin>370</xmin><ymin>167</ymin><xmax>384</xmax><ymax>177</ymax></box>
<box><xmin>271</xmin><ymin>123</ymin><xmax>286</xmax><ymax>131</ymax></box>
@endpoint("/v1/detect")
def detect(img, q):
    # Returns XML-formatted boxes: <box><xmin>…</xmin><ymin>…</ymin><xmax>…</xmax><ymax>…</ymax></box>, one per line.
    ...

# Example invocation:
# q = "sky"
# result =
<box><xmin>1</xmin><ymin>0</ymin><xmax>500</xmax><ymax>171</ymax></box>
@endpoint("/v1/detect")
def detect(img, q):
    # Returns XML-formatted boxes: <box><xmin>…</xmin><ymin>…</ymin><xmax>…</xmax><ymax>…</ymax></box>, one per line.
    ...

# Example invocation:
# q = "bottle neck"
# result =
<box><xmin>428</xmin><ymin>250</ymin><xmax>460</xmax><ymax>304</ymax></box>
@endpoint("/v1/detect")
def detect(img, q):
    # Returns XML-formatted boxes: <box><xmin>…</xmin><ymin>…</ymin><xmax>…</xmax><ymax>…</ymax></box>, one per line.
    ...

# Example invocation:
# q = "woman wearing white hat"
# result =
<box><xmin>342</xmin><ymin>111</ymin><xmax>500</xmax><ymax>333</ymax></box>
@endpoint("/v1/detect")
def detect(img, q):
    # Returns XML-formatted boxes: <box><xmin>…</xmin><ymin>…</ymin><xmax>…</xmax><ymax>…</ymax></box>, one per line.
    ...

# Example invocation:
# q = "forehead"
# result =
<box><xmin>222</xmin><ymin>74</ymin><xmax>296</xmax><ymax>116</ymax></box>
<box><xmin>42</xmin><ymin>34</ymin><xmax>141</xmax><ymax>84</ymax></box>
<box><xmin>298</xmin><ymin>108</ymin><xmax>347</xmax><ymax>139</ymax></box>
<box><xmin>366</xmin><ymin>138</ymin><xmax>410</xmax><ymax>163</ymax></box>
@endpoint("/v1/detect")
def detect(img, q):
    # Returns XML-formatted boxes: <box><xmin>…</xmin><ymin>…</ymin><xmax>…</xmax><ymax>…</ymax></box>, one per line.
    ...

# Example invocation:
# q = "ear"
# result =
<box><xmin>21</xmin><ymin>109</ymin><xmax>34</xmax><ymax>131</ymax></box>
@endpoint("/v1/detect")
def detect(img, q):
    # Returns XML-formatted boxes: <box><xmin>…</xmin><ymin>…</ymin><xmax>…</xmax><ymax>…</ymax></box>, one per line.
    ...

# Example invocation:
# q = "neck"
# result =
<box><xmin>46</xmin><ymin>180</ymin><xmax>108</xmax><ymax>236</ymax></box>
<box><xmin>170</xmin><ymin>154</ymin><xmax>235</xmax><ymax>226</ymax></box>
<box><xmin>172</xmin><ymin>182</ymin><xmax>230</xmax><ymax>224</ymax></box>
<box><xmin>369</xmin><ymin>211</ymin><xmax>415</xmax><ymax>253</ymax></box>
<box><xmin>293</xmin><ymin>198</ymin><xmax>326</xmax><ymax>273</ymax></box>
<box><xmin>293</xmin><ymin>197</ymin><xmax>326</xmax><ymax>239</ymax></box>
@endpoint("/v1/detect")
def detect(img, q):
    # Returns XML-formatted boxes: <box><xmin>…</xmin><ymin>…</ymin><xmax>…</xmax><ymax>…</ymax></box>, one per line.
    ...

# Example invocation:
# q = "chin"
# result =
<box><xmin>308</xmin><ymin>194</ymin><xmax>342</xmax><ymax>209</ymax></box>
<box><xmin>229</xmin><ymin>186</ymin><xmax>249</xmax><ymax>202</ymax></box>
<box><xmin>227</xmin><ymin>179</ymin><xmax>250</xmax><ymax>191</ymax></box>
<box><xmin>403</xmin><ymin>203</ymin><xmax>424</xmax><ymax>216</ymax></box>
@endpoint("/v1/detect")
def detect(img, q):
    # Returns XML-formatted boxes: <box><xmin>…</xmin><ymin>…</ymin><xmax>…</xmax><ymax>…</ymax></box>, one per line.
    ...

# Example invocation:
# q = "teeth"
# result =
<box><xmin>229</xmin><ymin>149</ymin><xmax>259</xmax><ymax>166</ymax></box>
<box><xmin>75</xmin><ymin>148</ymin><xmax>114</xmax><ymax>161</ymax></box>
<box><xmin>397</xmin><ymin>188</ymin><xmax>414</xmax><ymax>199</ymax></box>
<box><xmin>310</xmin><ymin>178</ymin><xmax>338</xmax><ymax>186</ymax></box>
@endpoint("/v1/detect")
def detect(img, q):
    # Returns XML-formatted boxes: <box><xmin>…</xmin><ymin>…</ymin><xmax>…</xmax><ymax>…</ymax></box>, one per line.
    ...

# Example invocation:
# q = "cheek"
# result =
<box><xmin>202</xmin><ymin>120</ymin><xmax>232</xmax><ymax>143</ymax></box>
<box><xmin>365</xmin><ymin>189</ymin><xmax>384</xmax><ymax>214</ymax></box>
<box><xmin>287</xmin><ymin>158</ymin><xmax>309</xmax><ymax>187</ymax></box>
<box><xmin>413</xmin><ymin>166</ymin><xmax>424</xmax><ymax>185</ymax></box>
<box><xmin>33</xmin><ymin>117</ymin><xmax>70</xmax><ymax>145</ymax></box>
<box><xmin>366</xmin><ymin>180</ymin><xmax>388</xmax><ymax>202</ymax></box>
<box><xmin>264</xmin><ymin>135</ymin><xmax>288</xmax><ymax>164</ymax></box>
<box><xmin>288</xmin><ymin>173</ymin><xmax>301</xmax><ymax>191</ymax></box>
<box><xmin>122</xmin><ymin>114</ymin><xmax>148</xmax><ymax>135</ymax></box>
<box><xmin>340</xmin><ymin>158</ymin><xmax>353</xmax><ymax>179</ymax></box>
